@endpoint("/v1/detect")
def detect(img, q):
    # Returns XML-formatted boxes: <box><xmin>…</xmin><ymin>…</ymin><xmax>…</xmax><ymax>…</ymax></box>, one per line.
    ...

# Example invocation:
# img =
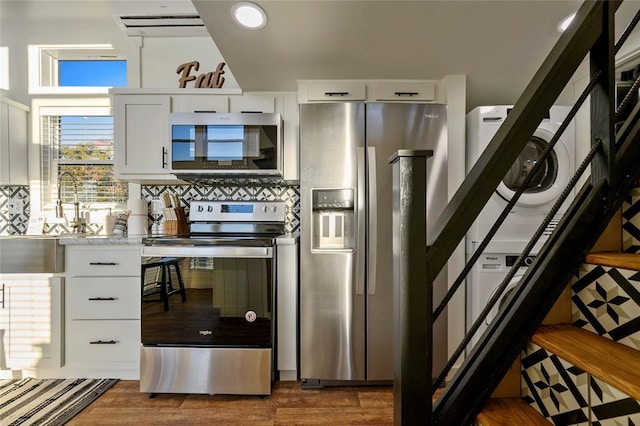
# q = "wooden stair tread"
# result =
<box><xmin>585</xmin><ymin>251</ymin><xmax>640</xmax><ymax>271</ymax></box>
<box><xmin>532</xmin><ymin>325</ymin><xmax>640</xmax><ymax>400</ymax></box>
<box><xmin>477</xmin><ymin>398</ymin><xmax>551</xmax><ymax>425</ymax></box>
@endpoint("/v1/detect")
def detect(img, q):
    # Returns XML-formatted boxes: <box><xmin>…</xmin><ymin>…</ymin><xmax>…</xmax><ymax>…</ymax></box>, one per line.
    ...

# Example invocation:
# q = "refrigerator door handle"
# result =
<box><xmin>367</xmin><ymin>146</ymin><xmax>377</xmax><ymax>295</ymax></box>
<box><xmin>356</xmin><ymin>147</ymin><xmax>366</xmax><ymax>296</ymax></box>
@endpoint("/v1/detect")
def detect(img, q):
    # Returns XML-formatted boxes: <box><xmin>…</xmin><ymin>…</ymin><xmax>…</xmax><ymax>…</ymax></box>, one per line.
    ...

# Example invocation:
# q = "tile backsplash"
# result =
<box><xmin>0</xmin><ymin>185</ymin><xmax>30</xmax><ymax>235</ymax></box>
<box><xmin>141</xmin><ymin>184</ymin><xmax>301</xmax><ymax>234</ymax></box>
<box><xmin>0</xmin><ymin>183</ymin><xmax>300</xmax><ymax>236</ymax></box>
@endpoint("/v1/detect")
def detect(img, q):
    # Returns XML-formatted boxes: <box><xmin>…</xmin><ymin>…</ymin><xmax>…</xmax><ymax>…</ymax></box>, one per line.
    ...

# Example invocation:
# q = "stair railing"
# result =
<box><xmin>389</xmin><ymin>1</ymin><xmax>640</xmax><ymax>424</ymax></box>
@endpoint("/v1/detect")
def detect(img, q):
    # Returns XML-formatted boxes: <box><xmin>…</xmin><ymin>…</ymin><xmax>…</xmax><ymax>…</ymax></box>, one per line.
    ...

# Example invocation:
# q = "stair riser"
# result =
<box><xmin>572</xmin><ymin>264</ymin><xmax>640</xmax><ymax>352</ymax></box>
<box><xmin>622</xmin><ymin>187</ymin><xmax>640</xmax><ymax>253</ymax></box>
<box><xmin>522</xmin><ymin>342</ymin><xmax>640</xmax><ymax>424</ymax></box>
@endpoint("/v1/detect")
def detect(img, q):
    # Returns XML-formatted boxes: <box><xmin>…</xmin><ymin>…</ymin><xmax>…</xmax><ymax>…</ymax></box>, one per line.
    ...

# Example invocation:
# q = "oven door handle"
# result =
<box><xmin>142</xmin><ymin>245</ymin><xmax>273</xmax><ymax>258</ymax></box>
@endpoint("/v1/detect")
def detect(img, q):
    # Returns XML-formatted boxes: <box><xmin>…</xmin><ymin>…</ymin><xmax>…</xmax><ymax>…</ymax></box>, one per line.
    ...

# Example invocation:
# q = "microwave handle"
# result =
<box><xmin>162</xmin><ymin>147</ymin><xmax>168</xmax><ymax>169</ymax></box>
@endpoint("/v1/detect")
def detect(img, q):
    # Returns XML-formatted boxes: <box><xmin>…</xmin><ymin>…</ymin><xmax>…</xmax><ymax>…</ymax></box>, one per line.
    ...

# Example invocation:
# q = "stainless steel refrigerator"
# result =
<box><xmin>299</xmin><ymin>102</ymin><xmax>448</xmax><ymax>385</ymax></box>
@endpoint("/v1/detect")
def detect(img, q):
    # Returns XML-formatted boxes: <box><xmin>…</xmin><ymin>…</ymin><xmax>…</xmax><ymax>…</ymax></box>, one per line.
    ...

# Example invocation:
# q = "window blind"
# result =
<box><xmin>41</xmin><ymin>115</ymin><xmax>127</xmax><ymax>204</ymax></box>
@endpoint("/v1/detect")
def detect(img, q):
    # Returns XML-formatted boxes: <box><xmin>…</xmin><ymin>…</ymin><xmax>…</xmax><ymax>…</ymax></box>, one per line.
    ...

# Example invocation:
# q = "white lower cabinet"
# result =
<box><xmin>66</xmin><ymin>320</ymin><xmax>140</xmax><ymax>365</ymax></box>
<box><xmin>65</xmin><ymin>245</ymin><xmax>141</xmax><ymax>378</ymax></box>
<box><xmin>0</xmin><ymin>276</ymin><xmax>63</xmax><ymax>372</ymax></box>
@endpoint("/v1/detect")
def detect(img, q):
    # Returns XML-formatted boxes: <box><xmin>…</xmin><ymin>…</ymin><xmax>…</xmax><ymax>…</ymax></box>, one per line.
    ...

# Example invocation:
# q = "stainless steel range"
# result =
<box><xmin>140</xmin><ymin>200</ymin><xmax>285</xmax><ymax>396</ymax></box>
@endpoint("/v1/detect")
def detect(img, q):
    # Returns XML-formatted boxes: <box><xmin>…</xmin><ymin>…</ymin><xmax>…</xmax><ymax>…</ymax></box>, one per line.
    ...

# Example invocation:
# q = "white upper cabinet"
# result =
<box><xmin>372</xmin><ymin>81</ymin><xmax>435</xmax><ymax>101</ymax></box>
<box><xmin>172</xmin><ymin>95</ymin><xmax>229</xmax><ymax>113</ymax></box>
<box><xmin>298</xmin><ymin>79</ymin><xmax>442</xmax><ymax>104</ymax></box>
<box><xmin>303</xmin><ymin>82</ymin><xmax>367</xmax><ymax>102</ymax></box>
<box><xmin>229</xmin><ymin>95</ymin><xmax>276</xmax><ymax>113</ymax></box>
<box><xmin>0</xmin><ymin>97</ymin><xmax>29</xmax><ymax>185</ymax></box>
<box><xmin>112</xmin><ymin>90</ymin><xmax>299</xmax><ymax>183</ymax></box>
<box><xmin>113</xmin><ymin>94</ymin><xmax>175</xmax><ymax>181</ymax></box>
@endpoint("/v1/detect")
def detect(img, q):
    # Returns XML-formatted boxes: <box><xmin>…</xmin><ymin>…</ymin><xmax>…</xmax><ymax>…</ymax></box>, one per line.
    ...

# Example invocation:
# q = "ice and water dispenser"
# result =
<box><xmin>311</xmin><ymin>189</ymin><xmax>355</xmax><ymax>251</ymax></box>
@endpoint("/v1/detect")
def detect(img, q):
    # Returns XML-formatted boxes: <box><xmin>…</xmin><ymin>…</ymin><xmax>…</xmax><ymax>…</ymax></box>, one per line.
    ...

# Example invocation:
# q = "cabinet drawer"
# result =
<box><xmin>66</xmin><ymin>320</ymin><xmax>140</xmax><ymax>364</ymax></box>
<box><xmin>373</xmin><ymin>82</ymin><xmax>435</xmax><ymax>101</ymax></box>
<box><xmin>66</xmin><ymin>247</ymin><xmax>140</xmax><ymax>277</ymax></box>
<box><xmin>306</xmin><ymin>82</ymin><xmax>366</xmax><ymax>101</ymax></box>
<box><xmin>67</xmin><ymin>277</ymin><xmax>140</xmax><ymax>320</ymax></box>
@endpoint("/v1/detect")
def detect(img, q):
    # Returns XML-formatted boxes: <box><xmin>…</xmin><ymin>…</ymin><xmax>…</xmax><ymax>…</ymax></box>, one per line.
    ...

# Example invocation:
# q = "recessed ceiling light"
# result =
<box><xmin>232</xmin><ymin>2</ymin><xmax>267</xmax><ymax>30</ymax></box>
<box><xmin>558</xmin><ymin>13</ymin><xmax>575</xmax><ymax>32</ymax></box>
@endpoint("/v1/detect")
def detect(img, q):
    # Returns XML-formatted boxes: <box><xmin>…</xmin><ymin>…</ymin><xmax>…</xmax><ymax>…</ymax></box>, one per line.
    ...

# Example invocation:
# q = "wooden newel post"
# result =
<box><xmin>389</xmin><ymin>149</ymin><xmax>434</xmax><ymax>426</ymax></box>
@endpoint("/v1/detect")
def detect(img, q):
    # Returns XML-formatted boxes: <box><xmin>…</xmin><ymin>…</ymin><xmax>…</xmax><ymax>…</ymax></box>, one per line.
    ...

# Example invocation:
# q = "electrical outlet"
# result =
<box><xmin>8</xmin><ymin>198</ymin><xmax>24</xmax><ymax>214</ymax></box>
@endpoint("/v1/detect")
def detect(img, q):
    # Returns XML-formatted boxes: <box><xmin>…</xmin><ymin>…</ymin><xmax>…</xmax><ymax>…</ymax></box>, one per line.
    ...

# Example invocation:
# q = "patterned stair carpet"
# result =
<box><xmin>0</xmin><ymin>378</ymin><xmax>118</xmax><ymax>426</ymax></box>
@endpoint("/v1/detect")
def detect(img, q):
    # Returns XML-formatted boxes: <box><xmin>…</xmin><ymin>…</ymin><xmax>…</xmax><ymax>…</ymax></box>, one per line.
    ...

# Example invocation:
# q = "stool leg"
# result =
<box><xmin>166</xmin><ymin>265</ymin><xmax>175</xmax><ymax>292</ymax></box>
<box><xmin>174</xmin><ymin>262</ymin><xmax>187</xmax><ymax>302</ymax></box>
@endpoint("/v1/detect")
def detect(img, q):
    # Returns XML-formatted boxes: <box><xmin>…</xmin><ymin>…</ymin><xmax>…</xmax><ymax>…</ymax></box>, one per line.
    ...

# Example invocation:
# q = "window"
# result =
<box><xmin>28</xmin><ymin>44</ymin><xmax>127</xmax><ymax>94</ymax></box>
<box><xmin>29</xmin><ymin>45</ymin><xmax>129</xmax><ymax>214</ymax></box>
<box><xmin>41</xmin><ymin>113</ymin><xmax>127</xmax><ymax>204</ymax></box>
<box><xmin>58</xmin><ymin>60</ymin><xmax>127</xmax><ymax>87</ymax></box>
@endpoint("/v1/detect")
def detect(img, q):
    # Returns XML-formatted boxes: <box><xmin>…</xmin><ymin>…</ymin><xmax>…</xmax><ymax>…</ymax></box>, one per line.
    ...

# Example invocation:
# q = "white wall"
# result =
<box><xmin>0</xmin><ymin>1</ymin><xmax>131</xmax><ymax>104</ymax></box>
<box><xmin>0</xmin><ymin>0</ymin><xmax>240</xmax><ymax>103</ymax></box>
<box><xmin>138</xmin><ymin>37</ymin><xmax>239</xmax><ymax>89</ymax></box>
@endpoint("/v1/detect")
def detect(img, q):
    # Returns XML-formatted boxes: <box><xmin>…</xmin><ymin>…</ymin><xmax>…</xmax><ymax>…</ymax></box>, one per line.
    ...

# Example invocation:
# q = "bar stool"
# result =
<box><xmin>141</xmin><ymin>257</ymin><xmax>187</xmax><ymax>311</ymax></box>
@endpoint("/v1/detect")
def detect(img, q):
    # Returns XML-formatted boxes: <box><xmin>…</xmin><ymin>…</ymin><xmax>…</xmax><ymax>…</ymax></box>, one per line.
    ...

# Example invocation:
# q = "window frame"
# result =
<box><xmin>29</xmin><ymin>97</ymin><xmax>127</xmax><ymax>213</ymax></box>
<box><xmin>28</xmin><ymin>44</ymin><xmax>127</xmax><ymax>95</ymax></box>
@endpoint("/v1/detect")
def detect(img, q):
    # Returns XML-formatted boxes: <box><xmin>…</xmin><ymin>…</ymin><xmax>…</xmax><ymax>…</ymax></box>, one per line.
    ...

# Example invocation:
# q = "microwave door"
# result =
<box><xmin>195</xmin><ymin>125</ymin><xmax>207</xmax><ymax>161</ymax></box>
<box><xmin>168</xmin><ymin>112</ymin><xmax>283</xmax><ymax>176</ymax></box>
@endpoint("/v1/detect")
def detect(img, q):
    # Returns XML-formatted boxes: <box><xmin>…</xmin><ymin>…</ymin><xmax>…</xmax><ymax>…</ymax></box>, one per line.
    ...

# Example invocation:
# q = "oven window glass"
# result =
<box><xmin>141</xmin><ymin>256</ymin><xmax>273</xmax><ymax>348</ymax></box>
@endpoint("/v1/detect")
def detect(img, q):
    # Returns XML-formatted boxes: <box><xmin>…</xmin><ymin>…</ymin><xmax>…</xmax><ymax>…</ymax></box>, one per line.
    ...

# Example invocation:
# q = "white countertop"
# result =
<box><xmin>275</xmin><ymin>232</ymin><xmax>299</xmax><ymax>245</ymax></box>
<box><xmin>57</xmin><ymin>235</ymin><xmax>144</xmax><ymax>245</ymax></box>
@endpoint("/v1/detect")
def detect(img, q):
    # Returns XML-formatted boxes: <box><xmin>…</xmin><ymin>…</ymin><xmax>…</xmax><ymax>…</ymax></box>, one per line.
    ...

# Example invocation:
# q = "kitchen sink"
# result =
<box><xmin>0</xmin><ymin>235</ymin><xmax>64</xmax><ymax>273</ymax></box>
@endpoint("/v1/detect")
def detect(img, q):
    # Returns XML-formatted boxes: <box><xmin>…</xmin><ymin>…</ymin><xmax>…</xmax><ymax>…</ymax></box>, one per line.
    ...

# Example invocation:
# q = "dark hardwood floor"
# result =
<box><xmin>69</xmin><ymin>380</ymin><xmax>397</xmax><ymax>425</ymax></box>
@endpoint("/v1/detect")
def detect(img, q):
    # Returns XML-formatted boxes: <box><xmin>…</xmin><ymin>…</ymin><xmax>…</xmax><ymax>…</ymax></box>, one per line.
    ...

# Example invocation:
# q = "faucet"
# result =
<box><xmin>56</xmin><ymin>171</ymin><xmax>86</xmax><ymax>234</ymax></box>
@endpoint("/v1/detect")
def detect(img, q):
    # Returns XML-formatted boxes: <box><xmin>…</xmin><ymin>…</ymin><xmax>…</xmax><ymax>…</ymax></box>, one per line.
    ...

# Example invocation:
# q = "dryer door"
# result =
<box><xmin>485</xmin><ymin>272</ymin><xmax>523</xmax><ymax>326</ymax></box>
<box><xmin>496</xmin><ymin>127</ymin><xmax>571</xmax><ymax>207</ymax></box>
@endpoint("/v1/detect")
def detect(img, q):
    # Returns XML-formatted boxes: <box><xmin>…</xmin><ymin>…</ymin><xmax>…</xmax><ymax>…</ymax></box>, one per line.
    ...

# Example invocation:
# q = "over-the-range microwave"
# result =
<box><xmin>169</xmin><ymin>112</ymin><xmax>283</xmax><ymax>177</ymax></box>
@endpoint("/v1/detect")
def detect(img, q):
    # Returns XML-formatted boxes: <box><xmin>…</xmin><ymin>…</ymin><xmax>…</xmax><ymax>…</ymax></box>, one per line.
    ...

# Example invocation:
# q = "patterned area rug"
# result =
<box><xmin>0</xmin><ymin>378</ymin><xmax>118</xmax><ymax>426</ymax></box>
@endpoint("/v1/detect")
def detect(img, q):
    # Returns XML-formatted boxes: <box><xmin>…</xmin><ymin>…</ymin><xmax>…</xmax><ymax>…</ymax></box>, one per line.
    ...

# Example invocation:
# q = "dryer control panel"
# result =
<box><xmin>506</xmin><ymin>254</ymin><xmax>536</xmax><ymax>267</ymax></box>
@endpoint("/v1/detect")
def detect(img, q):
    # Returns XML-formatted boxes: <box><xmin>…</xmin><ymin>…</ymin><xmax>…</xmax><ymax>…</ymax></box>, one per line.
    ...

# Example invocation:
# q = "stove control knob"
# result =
<box><xmin>207</xmin><ymin>206</ymin><xmax>213</xmax><ymax>212</ymax></box>
<box><xmin>271</xmin><ymin>206</ymin><xmax>277</xmax><ymax>213</ymax></box>
<box><xmin>197</xmin><ymin>205</ymin><xmax>204</xmax><ymax>212</ymax></box>
<box><xmin>261</xmin><ymin>205</ymin><xmax>267</xmax><ymax>213</ymax></box>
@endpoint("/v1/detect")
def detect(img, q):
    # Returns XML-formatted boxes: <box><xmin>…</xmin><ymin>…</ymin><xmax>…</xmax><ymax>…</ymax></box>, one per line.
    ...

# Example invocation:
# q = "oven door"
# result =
<box><xmin>141</xmin><ymin>245</ymin><xmax>274</xmax><ymax>348</ymax></box>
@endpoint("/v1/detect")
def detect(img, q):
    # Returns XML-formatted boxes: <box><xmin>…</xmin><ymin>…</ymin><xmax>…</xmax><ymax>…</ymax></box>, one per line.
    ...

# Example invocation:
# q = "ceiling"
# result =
<box><xmin>192</xmin><ymin>0</ymin><xmax>640</xmax><ymax>111</ymax></box>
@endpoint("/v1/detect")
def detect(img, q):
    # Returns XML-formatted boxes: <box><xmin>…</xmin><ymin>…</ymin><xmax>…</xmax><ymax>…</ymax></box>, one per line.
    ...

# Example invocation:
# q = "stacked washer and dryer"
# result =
<box><xmin>465</xmin><ymin>105</ymin><xmax>576</xmax><ymax>346</ymax></box>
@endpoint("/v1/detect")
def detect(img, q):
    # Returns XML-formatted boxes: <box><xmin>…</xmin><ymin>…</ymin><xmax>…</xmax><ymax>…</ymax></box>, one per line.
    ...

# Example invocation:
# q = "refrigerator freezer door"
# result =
<box><xmin>299</xmin><ymin>103</ymin><xmax>366</xmax><ymax>381</ymax></box>
<box><xmin>365</xmin><ymin>103</ymin><xmax>448</xmax><ymax>380</ymax></box>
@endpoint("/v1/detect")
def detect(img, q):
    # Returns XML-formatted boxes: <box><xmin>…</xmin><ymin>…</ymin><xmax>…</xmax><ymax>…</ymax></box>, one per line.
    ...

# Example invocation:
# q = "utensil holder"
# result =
<box><xmin>163</xmin><ymin>207</ymin><xmax>188</xmax><ymax>235</ymax></box>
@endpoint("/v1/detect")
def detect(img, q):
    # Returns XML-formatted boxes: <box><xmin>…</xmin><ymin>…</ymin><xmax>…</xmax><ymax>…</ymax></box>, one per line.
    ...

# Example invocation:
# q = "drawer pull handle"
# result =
<box><xmin>89</xmin><ymin>340</ymin><xmax>118</xmax><ymax>345</ymax></box>
<box><xmin>394</xmin><ymin>91</ymin><xmax>419</xmax><ymax>96</ymax></box>
<box><xmin>324</xmin><ymin>91</ymin><xmax>350</xmax><ymax>97</ymax></box>
<box><xmin>89</xmin><ymin>262</ymin><xmax>118</xmax><ymax>266</ymax></box>
<box><xmin>88</xmin><ymin>297</ymin><xmax>117</xmax><ymax>301</ymax></box>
